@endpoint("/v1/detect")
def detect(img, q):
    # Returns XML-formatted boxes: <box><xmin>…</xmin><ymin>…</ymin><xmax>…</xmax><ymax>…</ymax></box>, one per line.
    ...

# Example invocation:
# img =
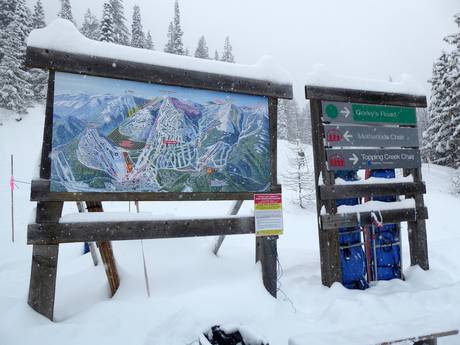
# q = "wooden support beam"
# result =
<box><xmin>320</xmin><ymin>182</ymin><xmax>426</xmax><ymax>200</ymax></box>
<box><xmin>28</xmin><ymin>201</ymin><xmax>63</xmax><ymax>321</ymax></box>
<box><xmin>30</xmin><ymin>179</ymin><xmax>282</xmax><ymax>202</ymax></box>
<box><xmin>213</xmin><ymin>200</ymin><xmax>244</xmax><ymax>255</ymax></box>
<box><xmin>321</xmin><ymin>207</ymin><xmax>428</xmax><ymax>230</ymax></box>
<box><xmin>26</xmin><ymin>47</ymin><xmax>293</xmax><ymax>99</ymax></box>
<box><xmin>85</xmin><ymin>201</ymin><xmax>120</xmax><ymax>297</ymax></box>
<box><xmin>28</xmin><ymin>216</ymin><xmax>256</xmax><ymax>245</ymax></box>
<box><xmin>305</xmin><ymin>85</ymin><xmax>427</xmax><ymax>107</ymax></box>
<box><xmin>256</xmin><ymin>236</ymin><xmax>278</xmax><ymax>298</ymax></box>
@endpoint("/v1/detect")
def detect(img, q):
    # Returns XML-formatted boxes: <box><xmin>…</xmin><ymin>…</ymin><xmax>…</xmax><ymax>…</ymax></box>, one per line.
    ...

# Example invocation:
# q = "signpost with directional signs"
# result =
<box><xmin>306</xmin><ymin>85</ymin><xmax>430</xmax><ymax>288</ymax></box>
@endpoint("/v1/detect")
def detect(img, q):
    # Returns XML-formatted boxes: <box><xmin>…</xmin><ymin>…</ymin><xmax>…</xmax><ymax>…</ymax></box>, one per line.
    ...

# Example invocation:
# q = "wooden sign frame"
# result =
<box><xmin>25</xmin><ymin>46</ymin><xmax>293</xmax><ymax>320</ymax></box>
<box><xmin>306</xmin><ymin>85</ymin><xmax>429</xmax><ymax>287</ymax></box>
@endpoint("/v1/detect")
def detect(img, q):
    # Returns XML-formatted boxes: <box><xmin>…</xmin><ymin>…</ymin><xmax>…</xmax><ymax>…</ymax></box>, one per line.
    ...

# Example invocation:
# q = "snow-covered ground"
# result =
<box><xmin>0</xmin><ymin>105</ymin><xmax>459</xmax><ymax>344</ymax></box>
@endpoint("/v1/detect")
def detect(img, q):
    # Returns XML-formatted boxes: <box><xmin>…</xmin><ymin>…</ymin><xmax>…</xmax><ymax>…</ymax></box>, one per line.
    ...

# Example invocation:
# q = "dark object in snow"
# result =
<box><xmin>201</xmin><ymin>325</ymin><xmax>268</xmax><ymax>345</ymax></box>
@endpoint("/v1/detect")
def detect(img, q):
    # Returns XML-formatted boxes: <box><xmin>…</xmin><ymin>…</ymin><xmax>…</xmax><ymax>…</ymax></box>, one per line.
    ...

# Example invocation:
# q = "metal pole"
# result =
<box><xmin>10</xmin><ymin>155</ymin><xmax>14</xmax><ymax>242</ymax></box>
<box><xmin>136</xmin><ymin>201</ymin><xmax>151</xmax><ymax>298</ymax></box>
<box><xmin>76</xmin><ymin>201</ymin><xmax>98</xmax><ymax>266</ymax></box>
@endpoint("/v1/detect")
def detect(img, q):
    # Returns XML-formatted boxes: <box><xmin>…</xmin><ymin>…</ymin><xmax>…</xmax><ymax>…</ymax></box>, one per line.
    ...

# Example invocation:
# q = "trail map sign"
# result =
<box><xmin>326</xmin><ymin>148</ymin><xmax>421</xmax><ymax>170</ymax></box>
<box><xmin>25</xmin><ymin>32</ymin><xmax>293</xmax><ymax>322</ymax></box>
<box><xmin>324</xmin><ymin>124</ymin><xmax>419</xmax><ymax>147</ymax></box>
<box><xmin>51</xmin><ymin>72</ymin><xmax>270</xmax><ymax>193</ymax></box>
<box><xmin>322</xmin><ymin>101</ymin><xmax>417</xmax><ymax>125</ymax></box>
<box><xmin>306</xmin><ymin>85</ymin><xmax>429</xmax><ymax>288</ymax></box>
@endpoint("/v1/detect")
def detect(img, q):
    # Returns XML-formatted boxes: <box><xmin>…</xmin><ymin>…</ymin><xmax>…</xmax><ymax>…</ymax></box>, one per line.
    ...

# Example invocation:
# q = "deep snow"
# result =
<box><xmin>0</xmin><ymin>105</ymin><xmax>459</xmax><ymax>344</ymax></box>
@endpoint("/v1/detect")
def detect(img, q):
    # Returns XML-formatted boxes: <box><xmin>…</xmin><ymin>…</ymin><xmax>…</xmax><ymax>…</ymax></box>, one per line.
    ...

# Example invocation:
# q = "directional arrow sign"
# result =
<box><xmin>322</xmin><ymin>101</ymin><xmax>417</xmax><ymax>125</ymax></box>
<box><xmin>324</xmin><ymin>124</ymin><xmax>420</xmax><ymax>148</ymax></box>
<box><xmin>326</xmin><ymin>148</ymin><xmax>421</xmax><ymax>170</ymax></box>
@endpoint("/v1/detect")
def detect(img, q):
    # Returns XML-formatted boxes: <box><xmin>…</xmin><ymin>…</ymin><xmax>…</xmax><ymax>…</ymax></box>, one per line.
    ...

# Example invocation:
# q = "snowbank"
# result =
<box><xmin>27</xmin><ymin>19</ymin><xmax>292</xmax><ymax>85</ymax></box>
<box><xmin>306</xmin><ymin>64</ymin><xmax>425</xmax><ymax>96</ymax></box>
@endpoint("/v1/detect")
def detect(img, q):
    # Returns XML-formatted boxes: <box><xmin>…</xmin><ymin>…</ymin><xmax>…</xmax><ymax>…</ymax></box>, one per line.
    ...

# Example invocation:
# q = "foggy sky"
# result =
<box><xmin>27</xmin><ymin>0</ymin><xmax>460</xmax><ymax>103</ymax></box>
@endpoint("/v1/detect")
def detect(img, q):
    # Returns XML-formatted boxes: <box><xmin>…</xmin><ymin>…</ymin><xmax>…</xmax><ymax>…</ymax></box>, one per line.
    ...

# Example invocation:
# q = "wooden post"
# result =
<box><xmin>28</xmin><ymin>201</ymin><xmax>63</xmax><ymax>320</ymax></box>
<box><xmin>404</xmin><ymin>168</ymin><xmax>429</xmax><ymax>270</ymax></box>
<box><xmin>256</xmin><ymin>236</ymin><xmax>278</xmax><ymax>297</ymax></box>
<box><xmin>85</xmin><ymin>201</ymin><xmax>120</xmax><ymax>296</ymax></box>
<box><xmin>309</xmin><ymin>98</ymin><xmax>341</xmax><ymax>286</ymax></box>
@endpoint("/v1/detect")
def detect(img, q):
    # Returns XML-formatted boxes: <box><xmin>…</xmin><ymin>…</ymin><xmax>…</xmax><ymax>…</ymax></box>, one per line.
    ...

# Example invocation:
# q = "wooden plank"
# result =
<box><xmin>256</xmin><ymin>236</ymin><xmax>278</xmax><ymax>298</ymax></box>
<box><xmin>28</xmin><ymin>200</ymin><xmax>63</xmax><ymax>321</ymax></box>
<box><xmin>30</xmin><ymin>179</ymin><xmax>282</xmax><ymax>202</ymax></box>
<box><xmin>310</xmin><ymin>98</ymin><xmax>341</xmax><ymax>286</ymax></box>
<box><xmin>28</xmin><ymin>216</ymin><xmax>256</xmax><ymax>245</ymax></box>
<box><xmin>305</xmin><ymin>85</ymin><xmax>427</xmax><ymax>108</ymax></box>
<box><xmin>376</xmin><ymin>329</ymin><xmax>458</xmax><ymax>344</ymax></box>
<box><xmin>321</xmin><ymin>207</ymin><xmax>428</xmax><ymax>230</ymax></box>
<box><xmin>320</xmin><ymin>182</ymin><xmax>426</xmax><ymax>200</ymax></box>
<box><xmin>84</xmin><ymin>201</ymin><xmax>120</xmax><ymax>296</ymax></box>
<box><xmin>26</xmin><ymin>47</ymin><xmax>293</xmax><ymax>99</ymax></box>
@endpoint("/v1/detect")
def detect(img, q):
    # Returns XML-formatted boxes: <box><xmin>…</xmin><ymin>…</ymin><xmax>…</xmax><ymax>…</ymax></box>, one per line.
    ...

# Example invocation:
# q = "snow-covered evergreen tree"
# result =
<box><xmin>423</xmin><ymin>13</ymin><xmax>460</xmax><ymax>167</ymax></box>
<box><xmin>164</xmin><ymin>0</ymin><xmax>185</xmax><ymax>55</ymax></box>
<box><xmin>221</xmin><ymin>36</ymin><xmax>235</xmax><ymax>63</ymax></box>
<box><xmin>130</xmin><ymin>5</ymin><xmax>145</xmax><ymax>48</ymax></box>
<box><xmin>100</xmin><ymin>2</ymin><xmax>114</xmax><ymax>43</ymax></box>
<box><xmin>32</xmin><ymin>0</ymin><xmax>45</xmax><ymax>29</ymax></box>
<box><xmin>283</xmin><ymin>141</ymin><xmax>314</xmax><ymax>208</ymax></box>
<box><xmin>277</xmin><ymin>100</ymin><xmax>288</xmax><ymax>141</ymax></box>
<box><xmin>194</xmin><ymin>35</ymin><xmax>209</xmax><ymax>59</ymax></box>
<box><xmin>214</xmin><ymin>49</ymin><xmax>219</xmax><ymax>61</ymax></box>
<box><xmin>57</xmin><ymin>0</ymin><xmax>75</xmax><ymax>25</ymax></box>
<box><xmin>298</xmin><ymin>105</ymin><xmax>312</xmax><ymax>144</ymax></box>
<box><xmin>109</xmin><ymin>0</ymin><xmax>129</xmax><ymax>45</ymax></box>
<box><xmin>278</xmin><ymin>99</ymin><xmax>301</xmax><ymax>142</ymax></box>
<box><xmin>144</xmin><ymin>31</ymin><xmax>154</xmax><ymax>50</ymax></box>
<box><xmin>80</xmin><ymin>9</ymin><xmax>100</xmax><ymax>40</ymax></box>
<box><xmin>0</xmin><ymin>13</ymin><xmax>33</xmax><ymax>114</ymax></box>
<box><xmin>0</xmin><ymin>1</ymin><xmax>17</xmax><ymax>31</ymax></box>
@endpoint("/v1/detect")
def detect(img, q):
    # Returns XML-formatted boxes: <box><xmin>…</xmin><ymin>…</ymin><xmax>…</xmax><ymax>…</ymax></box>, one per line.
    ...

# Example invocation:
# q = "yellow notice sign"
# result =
<box><xmin>254</xmin><ymin>194</ymin><xmax>283</xmax><ymax>236</ymax></box>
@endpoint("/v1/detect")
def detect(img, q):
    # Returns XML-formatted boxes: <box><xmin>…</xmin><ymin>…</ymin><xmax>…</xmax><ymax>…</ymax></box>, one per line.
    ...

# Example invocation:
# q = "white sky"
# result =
<box><xmin>28</xmin><ymin>0</ymin><xmax>460</xmax><ymax>103</ymax></box>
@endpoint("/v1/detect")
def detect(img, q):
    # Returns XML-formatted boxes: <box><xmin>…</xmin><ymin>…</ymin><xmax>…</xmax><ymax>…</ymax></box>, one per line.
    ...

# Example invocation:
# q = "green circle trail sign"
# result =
<box><xmin>325</xmin><ymin>104</ymin><xmax>338</xmax><ymax>119</ymax></box>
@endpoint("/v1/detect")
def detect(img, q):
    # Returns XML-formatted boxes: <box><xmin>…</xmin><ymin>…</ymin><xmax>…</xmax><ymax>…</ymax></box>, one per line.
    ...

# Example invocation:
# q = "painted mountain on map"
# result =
<box><xmin>50</xmin><ymin>72</ymin><xmax>271</xmax><ymax>193</ymax></box>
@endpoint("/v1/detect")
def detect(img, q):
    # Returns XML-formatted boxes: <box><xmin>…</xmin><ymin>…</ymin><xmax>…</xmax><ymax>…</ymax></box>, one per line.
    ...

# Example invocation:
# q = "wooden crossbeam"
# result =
<box><xmin>30</xmin><ymin>179</ymin><xmax>281</xmax><ymax>202</ymax></box>
<box><xmin>26</xmin><ymin>47</ymin><xmax>293</xmax><ymax>99</ymax></box>
<box><xmin>376</xmin><ymin>329</ymin><xmax>458</xmax><ymax>345</ymax></box>
<box><xmin>28</xmin><ymin>216</ymin><xmax>255</xmax><ymax>245</ymax></box>
<box><xmin>320</xmin><ymin>207</ymin><xmax>428</xmax><ymax>230</ymax></box>
<box><xmin>305</xmin><ymin>85</ymin><xmax>427</xmax><ymax>107</ymax></box>
<box><xmin>320</xmin><ymin>182</ymin><xmax>426</xmax><ymax>200</ymax></box>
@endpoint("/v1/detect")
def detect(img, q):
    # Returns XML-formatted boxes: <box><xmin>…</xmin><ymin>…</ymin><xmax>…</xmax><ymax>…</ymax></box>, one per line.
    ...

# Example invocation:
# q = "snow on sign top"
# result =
<box><xmin>27</xmin><ymin>19</ymin><xmax>292</xmax><ymax>85</ymax></box>
<box><xmin>305</xmin><ymin>64</ymin><xmax>425</xmax><ymax>96</ymax></box>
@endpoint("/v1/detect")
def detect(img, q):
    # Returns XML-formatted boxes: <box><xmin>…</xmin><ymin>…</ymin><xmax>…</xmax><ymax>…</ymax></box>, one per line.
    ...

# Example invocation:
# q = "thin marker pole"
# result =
<box><xmin>136</xmin><ymin>201</ymin><xmax>151</xmax><ymax>298</ymax></box>
<box><xmin>10</xmin><ymin>155</ymin><xmax>14</xmax><ymax>243</ymax></box>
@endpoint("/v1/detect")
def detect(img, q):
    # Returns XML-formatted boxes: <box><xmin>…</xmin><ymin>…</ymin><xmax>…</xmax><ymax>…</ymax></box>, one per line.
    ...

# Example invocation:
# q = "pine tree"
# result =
<box><xmin>298</xmin><ymin>105</ymin><xmax>312</xmax><ymax>144</ymax></box>
<box><xmin>194</xmin><ymin>35</ymin><xmax>209</xmax><ymax>59</ymax></box>
<box><xmin>214</xmin><ymin>49</ymin><xmax>219</xmax><ymax>61</ymax></box>
<box><xmin>57</xmin><ymin>0</ymin><xmax>75</xmax><ymax>25</ymax></box>
<box><xmin>0</xmin><ymin>1</ymin><xmax>17</xmax><ymax>30</ymax></box>
<box><xmin>221</xmin><ymin>36</ymin><xmax>235</xmax><ymax>63</ymax></box>
<box><xmin>80</xmin><ymin>9</ymin><xmax>100</xmax><ymax>40</ymax></box>
<box><xmin>164</xmin><ymin>0</ymin><xmax>185</xmax><ymax>55</ymax></box>
<box><xmin>144</xmin><ymin>30</ymin><xmax>154</xmax><ymax>50</ymax></box>
<box><xmin>131</xmin><ymin>5</ymin><xmax>145</xmax><ymax>48</ymax></box>
<box><xmin>282</xmin><ymin>141</ymin><xmax>314</xmax><ymax>208</ymax></box>
<box><xmin>100</xmin><ymin>2</ymin><xmax>114</xmax><ymax>43</ymax></box>
<box><xmin>277</xmin><ymin>99</ymin><xmax>288</xmax><ymax>140</ymax></box>
<box><xmin>278</xmin><ymin>99</ymin><xmax>301</xmax><ymax>142</ymax></box>
<box><xmin>423</xmin><ymin>13</ymin><xmax>460</xmax><ymax>167</ymax></box>
<box><xmin>0</xmin><ymin>15</ymin><xmax>33</xmax><ymax>113</ymax></box>
<box><xmin>32</xmin><ymin>0</ymin><xmax>45</xmax><ymax>29</ymax></box>
<box><xmin>109</xmin><ymin>0</ymin><xmax>129</xmax><ymax>45</ymax></box>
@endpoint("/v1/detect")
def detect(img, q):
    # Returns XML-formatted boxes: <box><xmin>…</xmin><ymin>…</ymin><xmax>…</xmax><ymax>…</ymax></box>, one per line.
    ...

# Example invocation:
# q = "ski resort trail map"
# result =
<box><xmin>50</xmin><ymin>72</ymin><xmax>271</xmax><ymax>193</ymax></box>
